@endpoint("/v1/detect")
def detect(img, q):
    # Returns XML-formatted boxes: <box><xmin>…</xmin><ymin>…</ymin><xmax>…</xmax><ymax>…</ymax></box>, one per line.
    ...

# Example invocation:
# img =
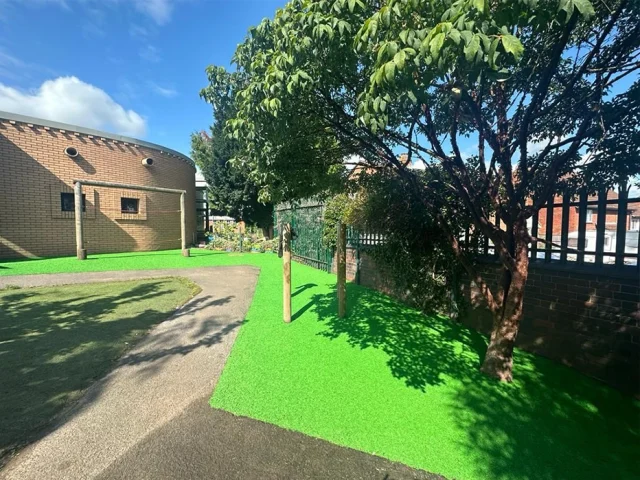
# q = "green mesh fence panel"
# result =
<box><xmin>274</xmin><ymin>202</ymin><xmax>334</xmax><ymax>272</ymax></box>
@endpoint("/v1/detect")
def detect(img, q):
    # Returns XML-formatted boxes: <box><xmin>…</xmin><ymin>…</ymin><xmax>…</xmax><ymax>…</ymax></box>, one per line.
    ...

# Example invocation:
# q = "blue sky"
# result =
<box><xmin>0</xmin><ymin>1</ymin><xmax>636</xmax><ymax>169</ymax></box>
<box><xmin>0</xmin><ymin>0</ymin><xmax>286</xmax><ymax>156</ymax></box>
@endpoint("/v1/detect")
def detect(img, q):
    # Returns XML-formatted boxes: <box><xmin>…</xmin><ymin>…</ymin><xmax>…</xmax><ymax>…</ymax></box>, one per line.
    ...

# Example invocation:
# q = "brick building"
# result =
<box><xmin>0</xmin><ymin>111</ymin><xmax>196</xmax><ymax>259</ymax></box>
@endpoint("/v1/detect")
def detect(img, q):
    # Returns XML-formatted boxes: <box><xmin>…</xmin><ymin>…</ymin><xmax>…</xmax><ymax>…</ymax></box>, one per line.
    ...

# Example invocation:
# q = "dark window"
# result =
<box><xmin>61</xmin><ymin>192</ymin><xmax>86</xmax><ymax>212</ymax></box>
<box><xmin>121</xmin><ymin>197</ymin><xmax>139</xmax><ymax>214</ymax></box>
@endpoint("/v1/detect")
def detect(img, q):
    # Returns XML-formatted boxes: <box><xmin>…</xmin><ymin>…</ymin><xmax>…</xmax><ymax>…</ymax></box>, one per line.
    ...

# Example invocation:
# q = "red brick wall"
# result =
<box><xmin>336</xmin><ymin>247</ymin><xmax>639</xmax><ymax>394</ymax></box>
<box><xmin>0</xmin><ymin>119</ymin><xmax>196</xmax><ymax>258</ymax></box>
<box><xmin>461</xmin><ymin>264</ymin><xmax>639</xmax><ymax>394</ymax></box>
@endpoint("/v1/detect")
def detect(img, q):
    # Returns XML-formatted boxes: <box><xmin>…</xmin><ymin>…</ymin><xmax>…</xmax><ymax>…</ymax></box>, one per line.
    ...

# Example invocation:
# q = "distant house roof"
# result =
<box><xmin>0</xmin><ymin>110</ymin><xmax>194</xmax><ymax>168</ymax></box>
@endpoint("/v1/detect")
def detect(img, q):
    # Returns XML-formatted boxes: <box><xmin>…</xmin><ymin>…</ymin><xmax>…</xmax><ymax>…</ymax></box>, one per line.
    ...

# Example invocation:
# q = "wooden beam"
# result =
<box><xmin>181</xmin><ymin>192</ymin><xmax>189</xmax><ymax>257</ymax></box>
<box><xmin>283</xmin><ymin>223</ymin><xmax>292</xmax><ymax>323</ymax></box>
<box><xmin>337</xmin><ymin>222</ymin><xmax>347</xmax><ymax>318</ymax></box>
<box><xmin>73</xmin><ymin>178</ymin><xmax>189</xmax><ymax>257</ymax></box>
<box><xmin>73</xmin><ymin>179</ymin><xmax>185</xmax><ymax>195</ymax></box>
<box><xmin>75</xmin><ymin>182</ymin><xmax>86</xmax><ymax>260</ymax></box>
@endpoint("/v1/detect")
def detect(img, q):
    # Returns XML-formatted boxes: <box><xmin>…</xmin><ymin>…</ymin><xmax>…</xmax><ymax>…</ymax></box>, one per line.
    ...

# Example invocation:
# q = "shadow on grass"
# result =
<box><xmin>0</xmin><ymin>279</ymin><xmax>239</xmax><ymax>464</ymax></box>
<box><xmin>293</xmin><ymin>283</ymin><xmax>317</xmax><ymax>298</ymax></box>
<box><xmin>310</xmin><ymin>283</ymin><xmax>640</xmax><ymax>480</ymax></box>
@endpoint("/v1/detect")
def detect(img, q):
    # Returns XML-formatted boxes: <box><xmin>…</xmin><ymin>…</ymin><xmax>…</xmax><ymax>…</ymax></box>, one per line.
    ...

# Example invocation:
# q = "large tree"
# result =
<box><xmin>195</xmin><ymin>67</ymin><xmax>273</xmax><ymax>233</ymax></box>
<box><xmin>203</xmin><ymin>0</ymin><xmax>640</xmax><ymax>381</ymax></box>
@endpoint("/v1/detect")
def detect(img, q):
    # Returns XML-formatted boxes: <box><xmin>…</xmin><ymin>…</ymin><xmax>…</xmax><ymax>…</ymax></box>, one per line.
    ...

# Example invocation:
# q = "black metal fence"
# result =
<box><xmin>466</xmin><ymin>185</ymin><xmax>640</xmax><ymax>273</ymax></box>
<box><xmin>276</xmin><ymin>183</ymin><xmax>640</xmax><ymax>275</ymax></box>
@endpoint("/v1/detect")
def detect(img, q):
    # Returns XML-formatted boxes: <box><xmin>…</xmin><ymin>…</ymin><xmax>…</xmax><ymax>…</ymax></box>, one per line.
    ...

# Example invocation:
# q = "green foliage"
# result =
<box><xmin>350</xmin><ymin>170</ymin><xmax>468</xmax><ymax>313</ymax></box>
<box><xmin>194</xmin><ymin>67</ymin><xmax>274</xmax><ymax>229</ymax></box>
<box><xmin>322</xmin><ymin>194</ymin><xmax>353</xmax><ymax>249</ymax></box>
<box><xmin>206</xmin><ymin>222</ymin><xmax>276</xmax><ymax>253</ymax></box>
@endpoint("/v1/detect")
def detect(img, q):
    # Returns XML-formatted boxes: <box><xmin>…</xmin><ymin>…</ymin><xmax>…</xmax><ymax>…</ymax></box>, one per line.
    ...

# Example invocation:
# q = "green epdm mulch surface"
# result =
<box><xmin>0</xmin><ymin>276</ymin><xmax>200</xmax><ymax>461</ymax></box>
<box><xmin>1</xmin><ymin>250</ymin><xmax>638</xmax><ymax>479</ymax></box>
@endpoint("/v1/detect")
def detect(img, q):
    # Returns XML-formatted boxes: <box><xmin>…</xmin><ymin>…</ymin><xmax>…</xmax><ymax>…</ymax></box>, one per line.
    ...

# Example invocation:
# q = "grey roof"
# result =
<box><xmin>0</xmin><ymin>110</ymin><xmax>194</xmax><ymax>167</ymax></box>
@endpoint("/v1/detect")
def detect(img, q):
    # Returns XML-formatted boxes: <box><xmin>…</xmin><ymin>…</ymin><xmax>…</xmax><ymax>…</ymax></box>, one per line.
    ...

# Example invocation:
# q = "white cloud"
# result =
<box><xmin>0</xmin><ymin>49</ymin><xmax>24</xmax><ymax>69</ymax></box>
<box><xmin>0</xmin><ymin>47</ymin><xmax>59</xmax><ymax>82</ymax></box>
<box><xmin>149</xmin><ymin>82</ymin><xmax>177</xmax><ymax>97</ymax></box>
<box><xmin>139</xmin><ymin>45</ymin><xmax>161</xmax><ymax>63</ymax></box>
<box><xmin>0</xmin><ymin>49</ymin><xmax>25</xmax><ymax>81</ymax></box>
<box><xmin>129</xmin><ymin>23</ymin><xmax>149</xmax><ymax>37</ymax></box>
<box><xmin>0</xmin><ymin>76</ymin><xmax>146</xmax><ymax>137</ymax></box>
<box><xmin>133</xmin><ymin>0</ymin><xmax>172</xmax><ymax>25</ymax></box>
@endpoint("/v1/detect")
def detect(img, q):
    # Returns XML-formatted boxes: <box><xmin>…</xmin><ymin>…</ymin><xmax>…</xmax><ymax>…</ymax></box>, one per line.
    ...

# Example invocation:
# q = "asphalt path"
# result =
<box><xmin>0</xmin><ymin>267</ymin><xmax>440</xmax><ymax>480</ymax></box>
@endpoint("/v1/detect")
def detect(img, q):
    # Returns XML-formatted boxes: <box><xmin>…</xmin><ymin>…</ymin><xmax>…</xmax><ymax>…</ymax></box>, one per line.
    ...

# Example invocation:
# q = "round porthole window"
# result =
<box><xmin>142</xmin><ymin>157</ymin><xmax>154</xmax><ymax>166</ymax></box>
<box><xmin>64</xmin><ymin>146</ymin><xmax>79</xmax><ymax>158</ymax></box>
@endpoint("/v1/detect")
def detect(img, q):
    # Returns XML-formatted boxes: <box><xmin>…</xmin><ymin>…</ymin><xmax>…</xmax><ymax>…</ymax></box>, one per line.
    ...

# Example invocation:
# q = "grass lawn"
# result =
<box><xmin>1</xmin><ymin>250</ymin><xmax>638</xmax><ymax>479</ymax></box>
<box><xmin>0</xmin><ymin>276</ymin><xmax>200</xmax><ymax>462</ymax></box>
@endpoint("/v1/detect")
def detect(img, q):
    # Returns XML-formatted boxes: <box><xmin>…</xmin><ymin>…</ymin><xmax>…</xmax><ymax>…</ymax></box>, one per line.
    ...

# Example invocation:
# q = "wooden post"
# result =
<box><xmin>283</xmin><ymin>223</ymin><xmax>292</xmax><ymax>323</ymax></box>
<box><xmin>75</xmin><ymin>181</ymin><xmax>86</xmax><ymax>260</ymax></box>
<box><xmin>180</xmin><ymin>191</ymin><xmax>190</xmax><ymax>257</ymax></box>
<box><xmin>337</xmin><ymin>221</ymin><xmax>347</xmax><ymax>318</ymax></box>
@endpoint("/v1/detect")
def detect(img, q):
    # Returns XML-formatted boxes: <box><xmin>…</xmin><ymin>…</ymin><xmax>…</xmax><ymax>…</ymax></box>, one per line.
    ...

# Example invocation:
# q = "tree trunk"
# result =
<box><xmin>480</xmin><ymin>222</ymin><xmax>530</xmax><ymax>382</ymax></box>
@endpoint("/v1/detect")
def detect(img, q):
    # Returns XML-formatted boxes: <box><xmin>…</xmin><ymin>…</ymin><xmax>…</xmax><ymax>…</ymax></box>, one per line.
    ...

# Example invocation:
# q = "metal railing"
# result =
<box><xmin>465</xmin><ymin>184</ymin><xmax>640</xmax><ymax>273</ymax></box>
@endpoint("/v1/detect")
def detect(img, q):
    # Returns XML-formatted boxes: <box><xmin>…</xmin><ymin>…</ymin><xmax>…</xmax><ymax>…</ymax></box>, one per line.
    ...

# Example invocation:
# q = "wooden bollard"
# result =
<box><xmin>283</xmin><ymin>223</ymin><xmax>292</xmax><ymax>323</ymax></box>
<box><xmin>337</xmin><ymin>221</ymin><xmax>347</xmax><ymax>318</ymax></box>
<box><xmin>74</xmin><ymin>182</ymin><xmax>87</xmax><ymax>260</ymax></box>
<box><xmin>180</xmin><ymin>191</ymin><xmax>190</xmax><ymax>257</ymax></box>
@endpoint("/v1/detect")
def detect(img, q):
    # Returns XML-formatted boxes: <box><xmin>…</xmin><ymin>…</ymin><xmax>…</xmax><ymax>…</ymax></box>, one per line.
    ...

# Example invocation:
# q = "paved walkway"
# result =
<box><xmin>0</xmin><ymin>268</ymin><xmax>440</xmax><ymax>480</ymax></box>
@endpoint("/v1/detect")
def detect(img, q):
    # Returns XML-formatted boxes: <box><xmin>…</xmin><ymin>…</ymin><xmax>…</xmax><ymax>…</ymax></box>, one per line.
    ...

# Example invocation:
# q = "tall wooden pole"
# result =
<box><xmin>283</xmin><ymin>223</ymin><xmax>292</xmax><ymax>323</ymax></box>
<box><xmin>337</xmin><ymin>221</ymin><xmax>347</xmax><ymax>318</ymax></box>
<box><xmin>75</xmin><ymin>181</ymin><xmax>86</xmax><ymax>260</ymax></box>
<box><xmin>180</xmin><ymin>191</ymin><xmax>190</xmax><ymax>257</ymax></box>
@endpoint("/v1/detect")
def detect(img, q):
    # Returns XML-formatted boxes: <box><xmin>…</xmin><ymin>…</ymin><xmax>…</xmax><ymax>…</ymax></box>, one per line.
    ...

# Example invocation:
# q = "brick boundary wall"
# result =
<box><xmin>463</xmin><ymin>263</ymin><xmax>639</xmax><ymax>394</ymax></box>
<box><xmin>333</xmin><ymin>248</ymin><xmax>639</xmax><ymax>395</ymax></box>
<box><xmin>0</xmin><ymin>117</ymin><xmax>196</xmax><ymax>258</ymax></box>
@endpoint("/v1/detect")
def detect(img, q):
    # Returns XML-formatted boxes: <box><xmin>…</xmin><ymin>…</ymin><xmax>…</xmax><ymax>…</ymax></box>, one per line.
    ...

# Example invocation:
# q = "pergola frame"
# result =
<box><xmin>73</xmin><ymin>179</ymin><xmax>189</xmax><ymax>260</ymax></box>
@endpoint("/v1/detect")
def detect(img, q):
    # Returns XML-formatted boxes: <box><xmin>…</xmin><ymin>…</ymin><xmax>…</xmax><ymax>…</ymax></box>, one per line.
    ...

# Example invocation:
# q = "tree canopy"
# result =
<box><xmin>195</xmin><ymin>67</ymin><xmax>273</xmax><ymax>231</ymax></box>
<box><xmin>202</xmin><ymin>0</ymin><xmax>640</xmax><ymax>380</ymax></box>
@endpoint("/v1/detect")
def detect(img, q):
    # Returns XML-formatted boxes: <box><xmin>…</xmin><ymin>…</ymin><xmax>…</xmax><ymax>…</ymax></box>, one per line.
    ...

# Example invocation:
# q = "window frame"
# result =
<box><xmin>60</xmin><ymin>192</ymin><xmax>86</xmax><ymax>212</ymax></box>
<box><xmin>120</xmin><ymin>197</ymin><xmax>140</xmax><ymax>214</ymax></box>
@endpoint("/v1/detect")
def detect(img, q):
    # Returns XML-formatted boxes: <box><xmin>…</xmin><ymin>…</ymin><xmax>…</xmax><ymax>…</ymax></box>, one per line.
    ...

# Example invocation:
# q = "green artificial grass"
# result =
<box><xmin>0</xmin><ymin>276</ymin><xmax>200</xmax><ymax>462</ymax></box>
<box><xmin>1</xmin><ymin>250</ymin><xmax>638</xmax><ymax>479</ymax></box>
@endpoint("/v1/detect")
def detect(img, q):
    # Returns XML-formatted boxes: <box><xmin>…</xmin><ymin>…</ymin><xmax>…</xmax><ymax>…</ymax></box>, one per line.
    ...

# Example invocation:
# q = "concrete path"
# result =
<box><xmin>0</xmin><ymin>268</ymin><xmax>440</xmax><ymax>480</ymax></box>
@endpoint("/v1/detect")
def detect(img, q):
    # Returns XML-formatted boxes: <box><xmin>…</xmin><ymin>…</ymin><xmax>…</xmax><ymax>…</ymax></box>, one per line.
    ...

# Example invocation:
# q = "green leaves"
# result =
<box><xmin>464</xmin><ymin>34</ymin><xmax>480</xmax><ymax>62</ymax></box>
<box><xmin>573</xmin><ymin>0</ymin><xmax>595</xmax><ymax>15</ymax></box>
<box><xmin>473</xmin><ymin>0</ymin><xmax>486</xmax><ymax>13</ymax></box>
<box><xmin>501</xmin><ymin>34</ymin><xmax>524</xmax><ymax>60</ymax></box>
<box><xmin>559</xmin><ymin>0</ymin><xmax>595</xmax><ymax>20</ymax></box>
<box><xmin>384</xmin><ymin>61</ymin><xmax>396</xmax><ymax>82</ymax></box>
<box><xmin>430</xmin><ymin>32</ymin><xmax>445</xmax><ymax>60</ymax></box>
<box><xmin>394</xmin><ymin>50</ymin><xmax>406</xmax><ymax>69</ymax></box>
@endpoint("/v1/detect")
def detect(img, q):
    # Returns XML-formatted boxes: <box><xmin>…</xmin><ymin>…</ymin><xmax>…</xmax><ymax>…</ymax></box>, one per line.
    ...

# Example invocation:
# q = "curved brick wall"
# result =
<box><xmin>0</xmin><ymin>116</ymin><xmax>196</xmax><ymax>258</ymax></box>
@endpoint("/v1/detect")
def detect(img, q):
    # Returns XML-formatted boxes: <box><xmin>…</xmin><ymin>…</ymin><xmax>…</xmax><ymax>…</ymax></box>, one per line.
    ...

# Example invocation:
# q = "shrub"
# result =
<box><xmin>322</xmin><ymin>193</ymin><xmax>353</xmax><ymax>249</ymax></box>
<box><xmin>349</xmin><ymin>170</ymin><xmax>469</xmax><ymax>315</ymax></box>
